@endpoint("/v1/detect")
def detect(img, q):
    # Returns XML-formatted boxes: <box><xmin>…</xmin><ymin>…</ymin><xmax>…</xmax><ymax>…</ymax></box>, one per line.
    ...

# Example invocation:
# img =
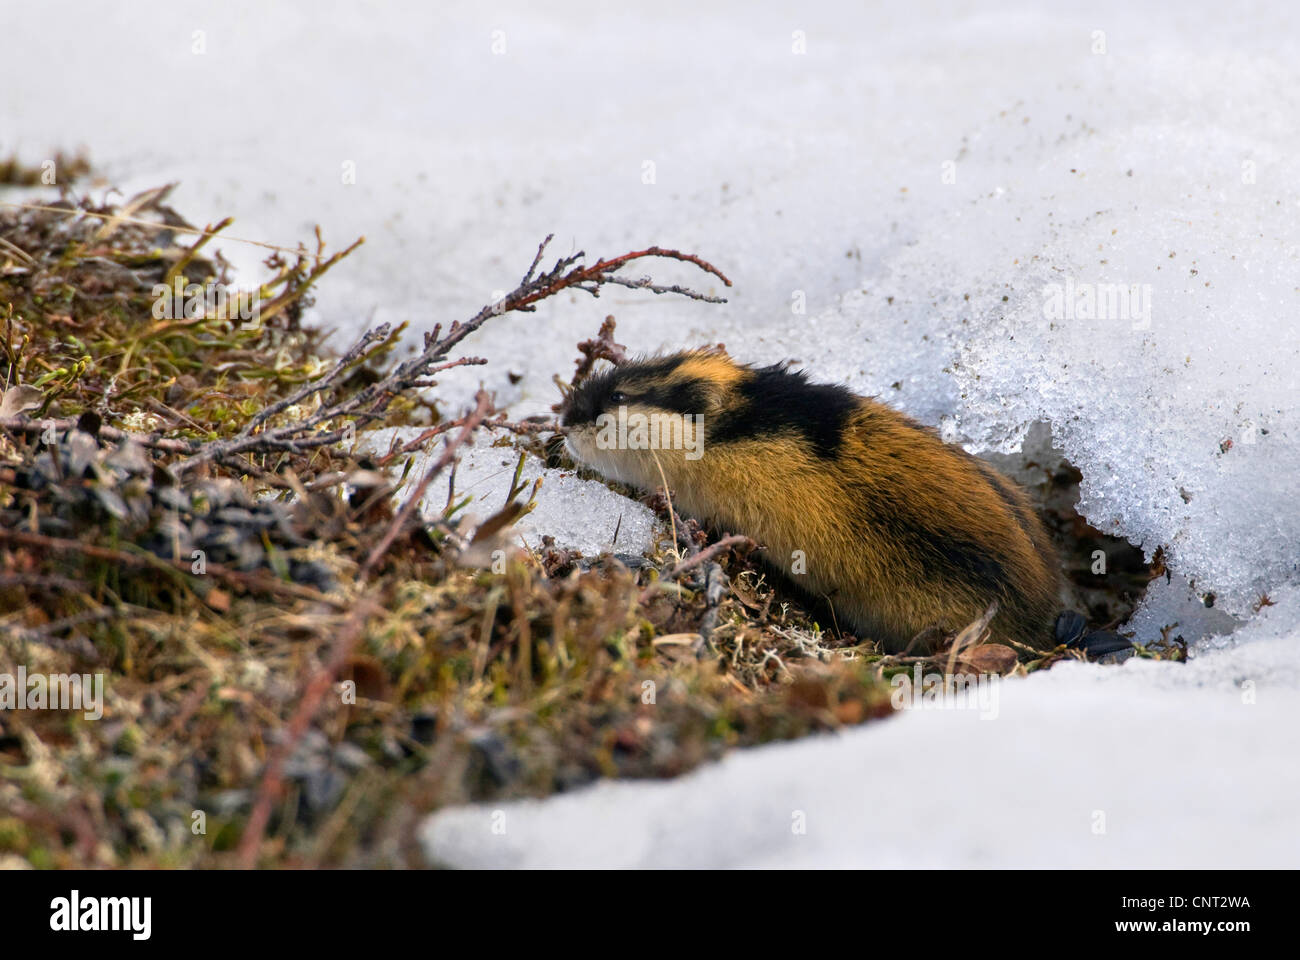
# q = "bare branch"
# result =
<box><xmin>595</xmin><ymin>274</ymin><xmax>728</xmax><ymax>303</ymax></box>
<box><xmin>485</xmin><ymin>416</ymin><xmax>560</xmax><ymax>437</ymax></box>
<box><xmin>0</xmin><ymin>415</ymin><xmax>193</xmax><ymax>453</ymax></box>
<box><xmin>239</xmin><ymin>322</ymin><xmax>393</xmax><ymax>437</ymax></box>
<box><xmin>639</xmin><ymin>534</ymin><xmax>755</xmax><ymax>603</ymax></box>
<box><xmin>236</xmin><ymin>597</ymin><xmax>376</xmax><ymax>868</ymax></box>
<box><xmin>163</xmin><ymin>238</ymin><xmax>729</xmax><ymax>477</ymax></box>
<box><xmin>521</xmin><ymin>233</ymin><xmax>554</xmax><ymax>285</ymax></box>
<box><xmin>569</xmin><ymin>315</ymin><xmax>629</xmax><ymax>388</ymax></box>
<box><xmin>0</xmin><ymin>528</ymin><xmax>350</xmax><ymax>608</ymax></box>
<box><xmin>358</xmin><ymin>389</ymin><xmax>494</xmax><ymax>580</ymax></box>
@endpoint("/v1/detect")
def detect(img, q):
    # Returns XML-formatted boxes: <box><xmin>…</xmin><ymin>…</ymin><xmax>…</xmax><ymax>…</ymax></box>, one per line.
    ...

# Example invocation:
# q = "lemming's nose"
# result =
<box><xmin>560</xmin><ymin>392</ymin><xmax>590</xmax><ymax>428</ymax></box>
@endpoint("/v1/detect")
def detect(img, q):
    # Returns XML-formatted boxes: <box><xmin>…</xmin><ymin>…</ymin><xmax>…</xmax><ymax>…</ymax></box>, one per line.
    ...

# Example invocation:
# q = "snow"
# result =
<box><xmin>361</xmin><ymin>428</ymin><xmax>656</xmax><ymax>557</ymax></box>
<box><xmin>423</xmin><ymin>682</ymin><xmax>1298</xmax><ymax>868</ymax></box>
<box><xmin>421</xmin><ymin>587</ymin><xmax>1300</xmax><ymax>869</ymax></box>
<box><xmin>4</xmin><ymin>0</ymin><xmax>1298</xmax><ymax>867</ymax></box>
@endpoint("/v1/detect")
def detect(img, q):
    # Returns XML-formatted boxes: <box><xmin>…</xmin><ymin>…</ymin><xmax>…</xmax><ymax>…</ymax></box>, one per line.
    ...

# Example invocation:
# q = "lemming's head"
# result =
<box><xmin>560</xmin><ymin>350</ymin><xmax>739</xmax><ymax>483</ymax></box>
<box><xmin>561</xmin><ymin>348</ymin><xmax>864</xmax><ymax>488</ymax></box>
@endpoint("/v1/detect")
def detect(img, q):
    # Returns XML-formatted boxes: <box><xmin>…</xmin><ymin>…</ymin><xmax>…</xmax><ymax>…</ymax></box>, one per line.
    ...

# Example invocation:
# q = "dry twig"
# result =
<box><xmin>170</xmin><ymin>236</ymin><xmax>728</xmax><ymax>476</ymax></box>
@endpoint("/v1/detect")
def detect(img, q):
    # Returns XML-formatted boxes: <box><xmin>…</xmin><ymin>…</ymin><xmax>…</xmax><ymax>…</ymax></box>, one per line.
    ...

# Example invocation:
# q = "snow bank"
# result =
<box><xmin>421</xmin><ymin>587</ymin><xmax>1300</xmax><ymax>869</ymax></box>
<box><xmin>361</xmin><ymin>428</ymin><xmax>656</xmax><ymax>556</ymax></box>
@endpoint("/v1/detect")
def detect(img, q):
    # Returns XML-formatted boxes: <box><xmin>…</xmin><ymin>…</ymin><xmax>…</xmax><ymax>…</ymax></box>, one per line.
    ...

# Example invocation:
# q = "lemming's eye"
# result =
<box><xmin>610</xmin><ymin>391</ymin><xmax>627</xmax><ymax>403</ymax></box>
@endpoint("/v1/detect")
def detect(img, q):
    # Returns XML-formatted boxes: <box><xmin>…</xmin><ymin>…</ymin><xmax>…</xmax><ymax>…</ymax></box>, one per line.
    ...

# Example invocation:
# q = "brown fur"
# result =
<box><xmin>564</xmin><ymin>351</ymin><xmax>1062</xmax><ymax>652</ymax></box>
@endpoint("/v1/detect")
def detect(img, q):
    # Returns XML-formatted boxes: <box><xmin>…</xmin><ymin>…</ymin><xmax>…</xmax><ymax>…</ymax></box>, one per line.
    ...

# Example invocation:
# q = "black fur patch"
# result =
<box><xmin>711</xmin><ymin>363</ymin><xmax>860</xmax><ymax>459</ymax></box>
<box><xmin>928</xmin><ymin>531</ymin><xmax>1009</xmax><ymax>597</ymax></box>
<box><xmin>856</xmin><ymin>491</ymin><xmax>1010</xmax><ymax>598</ymax></box>
<box><xmin>905</xmin><ymin>520</ymin><xmax>1009</xmax><ymax>597</ymax></box>
<box><xmin>560</xmin><ymin>355</ymin><xmax>689</xmax><ymax>426</ymax></box>
<box><xmin>651</xmin><ymin>378</ymin><xmax>712</xmax><ymax>415</ymax></box>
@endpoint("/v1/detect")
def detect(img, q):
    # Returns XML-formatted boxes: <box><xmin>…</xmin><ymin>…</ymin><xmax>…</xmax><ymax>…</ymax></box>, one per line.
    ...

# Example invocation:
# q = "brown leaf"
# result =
<box><xmin>0</xmin><ymin>384</ymin><xmax>44</xmax><ymax>418</ymax></box>
<box><xmin>956</xmin><ymin>643</ymin><xmax>1019</xmax><ymax>675</ymax></box>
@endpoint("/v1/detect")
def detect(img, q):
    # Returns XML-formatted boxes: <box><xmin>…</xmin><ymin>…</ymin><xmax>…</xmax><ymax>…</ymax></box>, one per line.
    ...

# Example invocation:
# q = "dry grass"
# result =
<box><xmin>0</xmin><ymin>180</ymin><xmax>902</xmax><ymax>868</ymax></box>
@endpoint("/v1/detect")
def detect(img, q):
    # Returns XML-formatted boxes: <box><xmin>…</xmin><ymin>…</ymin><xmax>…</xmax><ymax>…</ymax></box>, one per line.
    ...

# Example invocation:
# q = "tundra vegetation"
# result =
<box><xmin>0</xmin><ymin>161</ymin><xmax>1164</xmax><ymax>867</ymax></box>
